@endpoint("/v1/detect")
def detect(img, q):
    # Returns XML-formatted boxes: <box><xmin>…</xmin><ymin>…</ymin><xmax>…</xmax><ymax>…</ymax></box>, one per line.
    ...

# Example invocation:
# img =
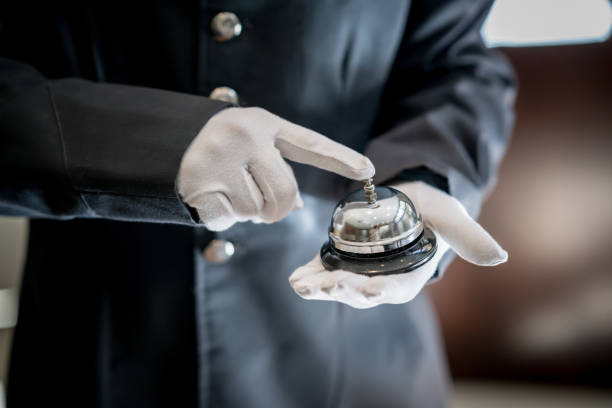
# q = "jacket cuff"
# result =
<box><xmin>48</xmin><ymin>79</ymin><xmax>232</xmax><ymax>225</ymax></box>
<box><xmin>385</xmin><ymin>166</ymin><xmax>449</xmax><ymax>193</ymax></box>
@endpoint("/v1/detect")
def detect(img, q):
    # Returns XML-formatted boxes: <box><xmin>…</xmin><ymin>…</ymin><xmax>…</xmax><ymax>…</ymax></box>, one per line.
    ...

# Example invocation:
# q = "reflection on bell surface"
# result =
<box><xmin>320</xmin><ymin>179</ymin><xmax>437</xmax><ymax>275</ymax></box>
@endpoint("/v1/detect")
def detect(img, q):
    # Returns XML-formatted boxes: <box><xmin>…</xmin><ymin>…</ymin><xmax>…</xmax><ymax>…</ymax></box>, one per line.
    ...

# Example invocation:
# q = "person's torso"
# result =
<box><xmin>4</xmin><ymin>2</ymin><xmax>449</xmax><ymax>407</ymax></box>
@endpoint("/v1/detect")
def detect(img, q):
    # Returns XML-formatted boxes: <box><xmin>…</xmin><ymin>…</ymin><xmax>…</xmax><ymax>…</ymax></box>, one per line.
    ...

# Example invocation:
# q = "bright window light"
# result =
<box><xmin>482</xmin><ymin>0</ymin><xmax>612</xmax><ymax>47</ymax></box>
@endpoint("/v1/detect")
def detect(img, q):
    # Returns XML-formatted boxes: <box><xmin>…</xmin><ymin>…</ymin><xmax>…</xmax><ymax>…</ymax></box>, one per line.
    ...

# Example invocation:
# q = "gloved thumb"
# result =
<box><xmin>400</xmin><ymin>182</ymin><xmax>508</xmax><ymax>266</ymax></box>
<box><xmin>274</xmin><ymin>119</ymin><xmax>375</xmax><ymax>180</ymax></box>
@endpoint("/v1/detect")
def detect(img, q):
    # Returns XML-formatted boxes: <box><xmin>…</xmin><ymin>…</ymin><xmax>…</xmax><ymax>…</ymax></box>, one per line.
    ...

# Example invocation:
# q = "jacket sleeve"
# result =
<box><xmin>0</xmin><ymin>58</ymin><xmax>230</xmax><ymax>225</ymax></box>
<box><xmin>367</xmin><ymin>0</ymin><xmax>516</xmax><ymax>217</ymax></box>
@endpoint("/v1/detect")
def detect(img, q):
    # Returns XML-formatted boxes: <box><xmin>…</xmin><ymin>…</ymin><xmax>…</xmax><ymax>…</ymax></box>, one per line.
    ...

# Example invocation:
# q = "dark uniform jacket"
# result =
<box><xmin>0</xmin><ymin>1</ymin><xmax>515</xmax><ymax>407</ymax></box>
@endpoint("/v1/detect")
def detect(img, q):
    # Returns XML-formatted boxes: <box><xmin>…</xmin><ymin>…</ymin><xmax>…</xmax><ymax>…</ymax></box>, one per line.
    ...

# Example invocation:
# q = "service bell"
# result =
<box><xmin>320</xmin><ymin>179</ymin><xmax>437</xmax><ymax>275</ymax></box>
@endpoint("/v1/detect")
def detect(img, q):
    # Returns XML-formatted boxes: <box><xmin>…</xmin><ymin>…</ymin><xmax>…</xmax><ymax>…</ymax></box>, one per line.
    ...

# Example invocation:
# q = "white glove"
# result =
<box><xmin>289</xmin><ymin>181</ymin><xmax>508</xmax><ymax>309</ymax></box>
<box><xmin>178</xmin><ymin>107</ymin><xmax>374</xmax><ymax>230</ymax></box>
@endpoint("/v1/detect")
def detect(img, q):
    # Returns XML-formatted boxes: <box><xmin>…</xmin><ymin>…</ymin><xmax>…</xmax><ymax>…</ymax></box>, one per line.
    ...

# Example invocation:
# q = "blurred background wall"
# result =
<box><xmin>430</xmin><ymin>39</ymin><xmax>612</xmax><ymax>389</ymax></box>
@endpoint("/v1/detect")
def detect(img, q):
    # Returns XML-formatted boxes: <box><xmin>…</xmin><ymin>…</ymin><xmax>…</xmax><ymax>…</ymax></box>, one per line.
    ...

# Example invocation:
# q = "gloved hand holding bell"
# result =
<box><xmin>290</xmin><ymin>181</ymin><xmax>508</xmax><ymax>309</ymax></box>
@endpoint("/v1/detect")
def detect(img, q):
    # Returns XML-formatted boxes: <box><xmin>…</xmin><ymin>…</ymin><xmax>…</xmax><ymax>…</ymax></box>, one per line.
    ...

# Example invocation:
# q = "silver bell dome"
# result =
<box><xmin>320</xmin><ymin>179</ymin><xmax>437</xmax><ymax>276</ymax></box>
<box><xmin>329</xmin><ymin>186</ymin><xmax>423</xmax><ymax>255</ymax></box>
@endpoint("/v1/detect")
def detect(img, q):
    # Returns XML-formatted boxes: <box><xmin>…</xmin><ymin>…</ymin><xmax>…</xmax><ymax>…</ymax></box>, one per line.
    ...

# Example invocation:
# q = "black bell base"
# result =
<box><xmin>320</xmin><ymin>229</ymin><xmax>437</xmax><ymax>276</ymax></box>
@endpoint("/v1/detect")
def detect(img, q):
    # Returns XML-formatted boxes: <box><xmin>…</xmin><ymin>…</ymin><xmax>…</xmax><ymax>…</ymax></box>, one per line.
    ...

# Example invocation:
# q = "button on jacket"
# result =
<box><xmin>0</xmin><ymin>1</ymin><xmax>515</xmax><ymax>407</ymax></box>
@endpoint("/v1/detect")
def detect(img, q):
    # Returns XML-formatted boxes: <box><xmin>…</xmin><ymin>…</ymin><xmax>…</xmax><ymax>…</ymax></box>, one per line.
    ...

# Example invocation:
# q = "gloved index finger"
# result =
<box><xmin>274</xmin><ymin>120</ymin><xmax>375</xmax><ymax>180</ymax></box>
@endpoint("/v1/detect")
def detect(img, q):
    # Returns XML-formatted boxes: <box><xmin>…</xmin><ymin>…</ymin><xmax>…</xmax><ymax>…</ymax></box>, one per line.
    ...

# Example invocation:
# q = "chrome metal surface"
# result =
<box><xmin>329</xmin><ymin>186</ymin><xmax>423</xmax><ymax>255</ymax></box>
<box><xmin>203</xmin><ymin>239</ymin><xmax>235</xmax><ymax>264</ymax></box>
<box><xmin>209</xmin><ymin>86</ymin><xmax>239</xmax><ymax>105</ymax></box>
<box><xmin>321</xmin><ymin>228</ymin><xmax>437</xmax><ymax>275</ymax></box>
<box><xmin>211</xmin><ymin>12</ymin><xmax>242</xmax><ymax>42</ymax></box>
